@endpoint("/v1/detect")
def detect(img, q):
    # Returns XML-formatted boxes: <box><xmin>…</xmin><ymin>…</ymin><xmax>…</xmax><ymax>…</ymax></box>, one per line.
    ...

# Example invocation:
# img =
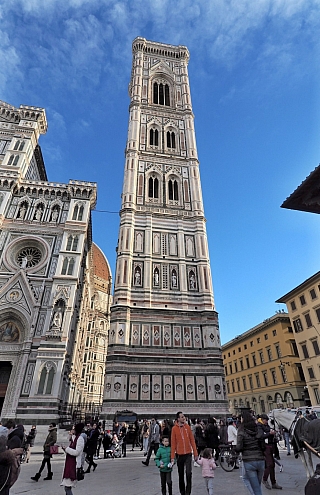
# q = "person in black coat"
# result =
<box><xmin>7</xmin><ymin>424</ymin><xmax>24</xmax><ymax>450</ymax></box>
<box><xmin>305</xmin><ymin>463</ymin><xmax>320</xmax><ymax>495</ymax></box>
<box><xmin>204</xmin><ymin>418</ymin><xmax>220</xmax><ymax>461</ymax></box>
<box><xmin>85</xmin><ymin>423</ymin><xmax>99</xmax><ymax>473</ymax></box>
<box><xmin>119</xmin><ymin>423</ymin><xmax>127</xmax><ymax>457</ymax></box>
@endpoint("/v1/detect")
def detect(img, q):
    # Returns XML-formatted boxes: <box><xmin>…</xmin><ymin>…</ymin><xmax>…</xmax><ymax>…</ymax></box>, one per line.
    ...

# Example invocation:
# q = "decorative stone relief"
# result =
<box><xmin>152</xmin><ymin>375</ymin><xmax>161</xmax><ymax>400</ymax></box>
<box><xmin>163</xmin><ymin>325</ymin><xmax>171</xmax><ymax>347</ymax></box>
<box><xmin>141</xmin><ymin>375</ymin><xmax>150</xmax><ymax>400</ymax></box>
<box><xmin>142</xmin><ymin>325</ymin><xmax>150</xmax><ymax>346</ymax></box>
<box><xmin>175</xmin><ymin>376</ymin><xmax>184</xmax><ymax>401</ymax></box>
<box><xmin>185</xmin><ymin>376</ymin><xmax>195</xmax><ymax>400</ymax></box>
<box><xmin>183</xmin><ymin>327</ymin><xmax>191</xmax><ymax>348</ymax></box>
<box><xmin>173</xmin><ymin>326</ymin><xmax>181</xmax><ymax>347</ymax></box>
<box><xmin>153</xmin><ymin>325</ymin><xmax>160</xmax><ymax>346</ymax></box>
<box><xmin>22</xmin><ymin>362</ymin><xmax>35</xmax><ymax>395</ymax></box>
<box><xmin>196</xmin><ymin>376</ymin><xmax>207</xmax><ymax>400</ymax></box>
<box><xmin>49</xmin><ymin>257</ymin><xmax>58</xmax><ymax>278</ymax></box>
<box><xmin>36</xmin><ymin>314</ymin><xmax>46</xmax><ymax>336</ymax></box>
<box><xmin>164</xmin><ymin>376</ymin><xmax>173</xmax><ymax>400</ymax></box>
<box><xmin>131</xmin><ymin>324</ymin><xmax>140</xmax><ymax>345</ymax></box>
<box><xmin>193</xmin><ymin>327</ymin><xmax>201</xmax><ymax>348</ymax></box>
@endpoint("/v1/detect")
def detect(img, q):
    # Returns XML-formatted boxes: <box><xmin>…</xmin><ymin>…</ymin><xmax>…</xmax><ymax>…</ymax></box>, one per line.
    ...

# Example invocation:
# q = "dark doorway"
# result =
<box><xmin>0</xmin><ymin>362</ymin><xmax>12</xmax><ymax>415</ymax></box>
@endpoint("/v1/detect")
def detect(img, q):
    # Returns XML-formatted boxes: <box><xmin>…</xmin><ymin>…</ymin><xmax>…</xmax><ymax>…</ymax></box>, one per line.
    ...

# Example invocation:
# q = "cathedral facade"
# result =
<box><xmin>102</xmin><ymin>38</ymin><xmax>228</xmax><ymax>419</ymax></box>
<box><xmin>0</xmin><ymin>100</ymin><xmax>112</xmax><ymax>424</ymax></box>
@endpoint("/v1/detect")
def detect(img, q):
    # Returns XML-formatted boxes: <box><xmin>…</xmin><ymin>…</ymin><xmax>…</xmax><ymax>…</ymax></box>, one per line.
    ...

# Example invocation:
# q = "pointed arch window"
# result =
<box><xmin>167</xmin><ymin>131</ymin><xmax>176</xmax><ymax>149</ymax></box>
<box><xmin>149</xmin><ymin>128</ymin><xmax>159</xmax><ymax>146</ymax></box>
<box><xmin>148</xmin><ymin>176</ymin><xmax>159</xmax><ymax>198</ymax></box>
<box><xmin>153</xmin><ymin>82</ymin><xmax>158</xmax><ymax>104</ymax></box>
<box><xmin>61</xmin><ymin>257</ymin><xmax>75</xmax><ymax>275</ymax></box>
<box><xmin>72</xmin><ymin>204</ymin><xmax>84</xmax><ymax>221</ymax></box>
<box><xmin>168</xmin><ymin>179</ymin><xmax>179</xmax><ymax>200</ymax></box>
<box><xmin>37</xmin><ymin>364</ymin><xmax>55</xmax><ymax>394</ymax></box>
<box><xmin>8</xmin><ymin>154</ymin><xmax>19</xmax><ymax>166</ymax></box>
<box><xmin>153</xmin><ymin>82</ymin><xmax>170</xmax><ymax>106</ymax></box>
<box><xmin>66</xmin><ymin>235</ymin><xmax>79</xmax><ymax>251</ymax></box>
<box><xmin>14</xmin><ymin>140</ymin><xmax>25</xmax><ymax>151</ymax></box>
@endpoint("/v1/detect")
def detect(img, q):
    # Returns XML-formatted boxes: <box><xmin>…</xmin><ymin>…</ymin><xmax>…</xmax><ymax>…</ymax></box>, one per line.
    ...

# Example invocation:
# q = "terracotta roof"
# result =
<box><xmin>92</xmin><ymin>243</ymin><xmax>111</xmax><ymax>281</ymax></box>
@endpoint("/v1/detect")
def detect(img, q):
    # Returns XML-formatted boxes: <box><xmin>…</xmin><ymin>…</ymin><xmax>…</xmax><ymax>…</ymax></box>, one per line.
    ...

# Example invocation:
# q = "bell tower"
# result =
<box><xmin>102</xmin><ymin>38</ymin><xmax>228</xmax><ymax>418</ymax></box>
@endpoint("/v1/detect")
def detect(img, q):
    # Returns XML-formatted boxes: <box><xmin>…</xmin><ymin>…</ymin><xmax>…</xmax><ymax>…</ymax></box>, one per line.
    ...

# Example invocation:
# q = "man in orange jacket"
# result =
<box><xmin>171</xmin><ymin>411</ymin><xmax>198</xmax><ymax>495</ymax></box>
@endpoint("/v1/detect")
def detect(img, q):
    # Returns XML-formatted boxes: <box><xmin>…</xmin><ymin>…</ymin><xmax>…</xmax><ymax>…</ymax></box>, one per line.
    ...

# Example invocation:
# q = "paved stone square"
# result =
<box><xmin>12</xmin><ymin>445</ymin><xmax>310</xmax><ymax>495</ymax></box>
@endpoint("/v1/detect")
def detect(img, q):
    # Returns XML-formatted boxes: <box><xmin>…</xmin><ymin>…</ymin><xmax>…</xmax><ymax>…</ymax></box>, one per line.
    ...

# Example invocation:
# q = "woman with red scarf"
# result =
<box><xmin>61</xmin><ymin>423</ymin><xmax>85</xmax><ymax>495</ymax></box>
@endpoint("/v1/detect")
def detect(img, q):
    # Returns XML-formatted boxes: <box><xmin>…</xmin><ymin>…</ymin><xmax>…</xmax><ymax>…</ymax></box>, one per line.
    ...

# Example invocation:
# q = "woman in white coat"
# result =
<box><xmin>61</xmin><ymin>423</ymin><xmax>85</xmax><ymax>495</ymax></box>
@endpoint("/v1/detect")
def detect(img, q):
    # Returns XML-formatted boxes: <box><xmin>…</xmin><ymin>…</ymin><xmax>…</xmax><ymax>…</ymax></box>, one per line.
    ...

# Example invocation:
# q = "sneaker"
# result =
<box><xmin>194</xmin><ymin>462</ymin><xmax>199</xmax><ymax>467</ymax></box>
<box><xmin>279</xmin><ymin>465</ymin><xmax>283</xmax><ymax>473</ymax></box>
<box><xmin>287</xmin><ymin>452</ymin><xmax>291</xmax><ymax>456</ymax></box>
<box><xmin>262</xmin><ymin>480</ymin><xmax>272</xmax><ymax>490</ymax></box>
<box><xmin>272</xmin><ymin>483</ymin><xmax>282</xmax><ymax>490</ymax></box>
<box><xmin>142</xmin><ymin>461</ymin><xmax>148</xmax><ymax>466</ymax></box>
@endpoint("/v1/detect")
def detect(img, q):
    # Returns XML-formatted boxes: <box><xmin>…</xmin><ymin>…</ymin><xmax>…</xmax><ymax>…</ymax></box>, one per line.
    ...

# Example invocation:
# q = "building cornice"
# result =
<box><xmin>276</xmin><ymin>271</ymin><xmax>320</xmax><ymax>303</ymax></box>
<box><xmin>221</xmin><ymin>313</ymin><xmax>290</xmax><ymax>350</ymax></box>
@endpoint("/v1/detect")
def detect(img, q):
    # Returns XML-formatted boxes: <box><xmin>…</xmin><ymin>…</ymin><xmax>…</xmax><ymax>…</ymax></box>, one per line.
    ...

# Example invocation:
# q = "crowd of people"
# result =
<box><xmin>0</xmin><ymin>409</ymin><xmax>318</xmax><ymax>495</ymax></box>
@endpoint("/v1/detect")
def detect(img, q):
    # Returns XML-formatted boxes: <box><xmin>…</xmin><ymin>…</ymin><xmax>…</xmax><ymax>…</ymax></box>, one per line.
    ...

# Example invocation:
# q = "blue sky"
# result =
<box><xmin>2</xmin><ymin>0</ymin><xmax>320</xmax><ymax>343</ymax></box>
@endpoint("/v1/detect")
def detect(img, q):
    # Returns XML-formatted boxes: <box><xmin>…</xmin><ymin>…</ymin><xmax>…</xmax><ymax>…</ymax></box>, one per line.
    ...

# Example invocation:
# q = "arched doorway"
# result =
<box><xmin>0</xmin><ymin>362</ymin><xmax>12</xmax><ymax>415</ymax></box>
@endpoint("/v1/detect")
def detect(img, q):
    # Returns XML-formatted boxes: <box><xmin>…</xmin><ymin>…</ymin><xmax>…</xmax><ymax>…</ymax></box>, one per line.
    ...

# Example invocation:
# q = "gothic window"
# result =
<box><xmin>66</xmin><ymin>235</ymin><xmax>79</xmax><ymax>251</ymax></box>
<box><xmin>61</xmin><ymin>257</ymin><xmax>75</xmax><ymax>275</ymax></box>
<box><xmin>149</xmin><ymin>128</ymin><xmax>159</xmax><ymax>146</ymax></box>
<box><xmin>153</xmin><ymin>81</ymin><xmax>170</xmax><ymax>106</ymax></box>
<box><xmin>138</xmin><ymin>175</ymin><xmax>144</xmax><ymax>196</ymax></box>
<box><xmin>166</xmin><ymin>131</ymin><xmax>176</xmax><ymax>149</ymax></box>
<box><xmin>148</xmin><ymin>176</ymin><xmax>159</xmax><ymax>198</ymax></box>
<box><xmin>72</xmin><ymin>204</ymin><xmax>84</xmax><ymax>221</ymax></box>
<box><xmin>37</xmin><ymin>363</ymin><xmax>55</xmax><ymax>394</ymax></box>
<box><xmin>8</xmin><ymin>154</ymin><xmax>19</xmax><ymax>166</ymax></box>
<box><xmin>14</xmin><ymin>140</ymin><xmax>25</xmax><ymax>151</ymax></box>
<box><xmin>168</xmin><ymin>179</ymin><xmax>179</xmax><ymax>200</ymax></box>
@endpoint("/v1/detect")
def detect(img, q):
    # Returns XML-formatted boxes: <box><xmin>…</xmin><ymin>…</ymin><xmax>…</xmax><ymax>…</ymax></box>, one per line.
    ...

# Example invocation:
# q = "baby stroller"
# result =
<box><xmin>105</xmin><ymin>438</ymin><xmax>123</xmax><ymax>458</ymax></box>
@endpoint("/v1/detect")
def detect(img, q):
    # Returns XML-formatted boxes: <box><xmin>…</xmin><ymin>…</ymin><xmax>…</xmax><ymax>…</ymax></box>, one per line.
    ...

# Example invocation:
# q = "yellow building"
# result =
<box><xmin>222</xmin><ymin>313</ymin><xmax>306</xmax><ymax>415</ymax></box>
<box><xmin>276</xmin><ymin>272</ymin><xmax>320</xmax><ymax>406</ymax></box>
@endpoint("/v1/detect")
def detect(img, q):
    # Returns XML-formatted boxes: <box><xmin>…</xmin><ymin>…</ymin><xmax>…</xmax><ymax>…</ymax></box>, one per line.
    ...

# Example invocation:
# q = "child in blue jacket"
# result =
<box><xmin>155</xmin><ymin>436</ymin><xmax>173</xmax><ymax>495</ymax></box>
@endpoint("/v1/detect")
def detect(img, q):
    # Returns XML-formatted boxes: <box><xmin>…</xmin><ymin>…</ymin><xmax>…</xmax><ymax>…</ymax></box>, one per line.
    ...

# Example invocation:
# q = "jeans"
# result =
<box><xmin>160</xmin><ymin>471</ymin><xmax>172</xmax><ymax>495</ymax></box>
<box><xmin>64</xmin><ymin>487</ymin><xmax>73</xmax><ymax>495</ymax></box>
<box><xmin>243</xmin><ymin>460</ymin><xmax>265</xmax><ymax>495</ymax></box>
<box><xmin>177</xmin><ymin>453</ymin><xmax>192</xmax><ymax>495</ymax></box>
<box><xmin>283</xmin><ymin>431</ymin><xmax>290</xmax><ymax>454</ymax></box>
<box><xmin>143</xmin><ymin>437</ymin><xmax>149</xmax><ymax>453</ymax></box>
<box><xmin>204</xmin><ymin>477</ymin><xmax>214</xmax><ymax>495</ymax></box>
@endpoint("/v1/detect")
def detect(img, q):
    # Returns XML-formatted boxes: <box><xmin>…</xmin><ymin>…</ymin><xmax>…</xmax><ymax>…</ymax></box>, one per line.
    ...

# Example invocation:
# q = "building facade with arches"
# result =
<box><xmin>222</xmin><ymin>313</ymin><xmax>306</xmax><ymax>416</ymax></box>
<box><xmin>102</xmin><ymin>38</ymin><xmax>228</xmax><ymax>419</ymax></box>
<box><xmin>0</xmin><ymin>100</ymin><xmax>112</xmax><ymax>423</ymax></box>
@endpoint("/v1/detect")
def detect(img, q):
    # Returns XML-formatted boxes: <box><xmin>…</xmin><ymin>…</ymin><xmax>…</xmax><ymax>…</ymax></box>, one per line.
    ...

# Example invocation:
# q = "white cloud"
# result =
<box><xmin>1</xmin><ymin>0</ymin><xmax>320</xmax><ymax>102</ymax></box>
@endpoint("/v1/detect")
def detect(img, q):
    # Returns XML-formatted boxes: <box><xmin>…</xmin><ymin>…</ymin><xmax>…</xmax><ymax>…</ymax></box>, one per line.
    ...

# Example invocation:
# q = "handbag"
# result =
<box><xmin>50</xmin><ymin>444</ymin><xmax>59</xmax><ymax>454</ymax></box>
<box><xmin>77</xmin><ymin>467</ymin><xmax>85</xmax><ymax>481</ymax></box>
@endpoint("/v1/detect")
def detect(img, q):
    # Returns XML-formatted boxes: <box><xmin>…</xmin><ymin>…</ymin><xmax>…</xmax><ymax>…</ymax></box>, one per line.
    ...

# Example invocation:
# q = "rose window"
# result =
<box><xmin>16</xmin><ymin>247</ymin><xmax>42</xmax><ymax>268</ymax></box>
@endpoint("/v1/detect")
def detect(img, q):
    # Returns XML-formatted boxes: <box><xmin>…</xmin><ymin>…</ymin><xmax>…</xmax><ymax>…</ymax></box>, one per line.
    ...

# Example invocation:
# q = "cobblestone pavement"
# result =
<box><xmin>12</xmin><ymin>445</ymin><xmax>310</xmax><ymax>495</ymax></box>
